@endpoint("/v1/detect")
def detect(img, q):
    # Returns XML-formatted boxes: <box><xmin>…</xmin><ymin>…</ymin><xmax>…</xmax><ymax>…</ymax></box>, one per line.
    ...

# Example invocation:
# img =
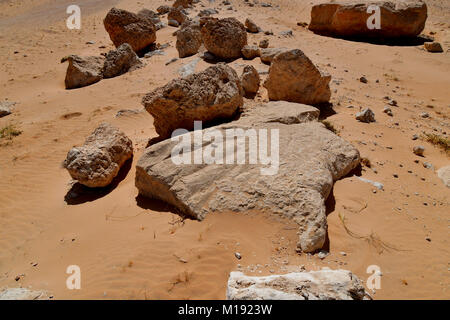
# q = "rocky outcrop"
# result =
<box><xmin>142</xmin><ymin>63</ymin><xmax>243</xmax><ymax>139</ymax></box>
<box><xmin>201</xmin><ymin>18</ymin><xmax>247</xmax><ymax>59</ymax></box>
<box><xmin>176</xmin><ymin>22</ymin><xmax>203</xmax><ymax>58</ymax></box>
<box><xmin>136</xmin><ymin>101</ymin><xmax>360</xmax><ymax>252</ymax></box>
<box><xmin>227</xmin><ymin>269</ymin><xmax>368</xmax><ymax>300</ymax></box>
<box><xmin>264</xmin><ymin>49</ymin><xmax>331</xmax><ymax>105</ymax></box>
<box><xmin>308</xmin><ymin>1</ymin><xmax>427</xmax><ymax>38</ymax></box>
<box><xmin>63</xmin><ymin>123</ymin><xmax>133</xmax><ymax>188</ymax></box>
<box><xmin>240</xmin><ymin>65</ymin><xmax>260</xmax><ymax>96</ymax></box>
<box><xmin>62</xmin><ymin>55</ymin><xmax>104</xmax><ymax>89</ymax></box>
<box><xmin>103</xmin><ymin>8</ymin><xmax>156</xmax><ymax>53</ymax></box>
<box><xmin>437</xmin><ymin>166</ymin><xmax>450</xmax><ymax>188</ymax></box>
<box><xmin>103</xmin><ymin>43</ymin><xmax>143</xmax><ymax>79</ymax></box>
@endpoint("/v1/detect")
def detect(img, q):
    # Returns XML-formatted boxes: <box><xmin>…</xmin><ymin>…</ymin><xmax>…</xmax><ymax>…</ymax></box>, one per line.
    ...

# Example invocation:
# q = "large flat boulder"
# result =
<box><xmin>63</xmin><ymin>123</ymin><xmax>133</xmax><ymax>188</ymax></box>
<box><xmin>136</xmin><ymin>101</ymin><xmax>360</xmax><ymax>252</ymax></box>
<box><xmin>264</xmin><ymin>49</ymin><xmax>331</xmax><ymax>105</ymax></box>
<box><xmin>227</xmin><ymin>269</ymin><xmax>368</xmax><ymax>300</ymax></box>
<box><xmin>104</xmin><ymin>8</ymin><xmax>156</xmax><ymax>53</ymax></box>
<box><xmin>62</xmin><ymin>55</ymin><xmax>104</xmax><ymax>89</ymax></box>
<box><xmin>142</xmin><ymin>63</ymin><xmax>243</xmax><ymax>139</ymax></box>
<box><xmin>308</xmin><ymin>1</ymin><xmax>427</xmax><ymax>38</ymax></box>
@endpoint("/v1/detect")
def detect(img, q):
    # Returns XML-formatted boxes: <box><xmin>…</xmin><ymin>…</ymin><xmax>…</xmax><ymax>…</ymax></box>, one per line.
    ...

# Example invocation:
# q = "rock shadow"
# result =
<box><xmin>316</xmin><ymin>102</ymin><xmax>337</xmax><ymax>120</ymax></box>
<box><xmin>64</xmin><ymin>157</ymin><xmax>133</xmax><ymax>205</ymax></box>
<box><xmin>135</xmin><ymin>194</ymin><xmax>195</xmax><ymax>220</ymax></box>
<box><xmin>311</xmin><ymin>32</ymin><xmax>433</xmax><ymax>47</ymax></box>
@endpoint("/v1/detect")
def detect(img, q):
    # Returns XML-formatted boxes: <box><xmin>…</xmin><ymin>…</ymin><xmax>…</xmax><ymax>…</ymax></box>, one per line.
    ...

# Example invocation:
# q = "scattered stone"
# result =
<box><xmin>264</xmin><ymin>49</ymin><xmax>331</xmax><ymax>105</ymax></box>
<box><xmin>201</xmin><ymin>18</ymin><xmax>247</xmax><ymax>59</ymax></box>
<box><xmin>227</xmin><ymin>269</ymin><xmax>368</xmax><ymax>300</ymax></box>
<box><xmin>340</xmin><ymin>251</ymin><xmax>347</xmax><ymax>256</ymax></box>
<box><xmin>136</xmin><ymin>102</ymin><xmax>360</xmax><ymax>252</ymax></box>
<box><xmin>62</xmin><ymin>55</ymin><xmax>104</xmax><ymax>89</ymax></box>
<box><xmin>198</xmin><ymin>8</ymin><xmax>219</xmax><ymax>17</ymax></box>
<box><xmin>245</xmin><ymin>18</ymin><xmax>259</xmax><ymax>33</ymax></box>
<box><xmin>422</xmin><ymin>162</ymin><xmax>433</xmax><ymax>169</ymax></box>
<box><xmin>359</xmin><ymin>76</ymin><xmax>367</xmax><ymax>83</ymax></box>
<box><xmin>297</xmin><ymin>22</ymin><xmax>308</xmax><ymax>27</ymax></box>
<box><xmin>413</xmin><ymin>145</ymin><xmax>425</xmax><ymax>156</ymax></box>
<box><xmin>383</xmin><ymin>106</ymin><xmax>393</xmax><ymax>116</ymax></box>
<box><xmin>168</xmin><ymin>7</ymin><xmax>189</xmax><ymax>25</ymax></box>
<box><xmin>279</xmin><ymin>30</ymin><xmax>293</xmax><ymax>37</ymax></box>
<box><xmin>388</xmin><ymin>99</ymin><xmax>397</xmax><ymax>106</ymax></box>
<box><xmin>309</xmin><ymin>1</ymin><xmax>427</xmax><ymax>38</ymax></box>
<box><xmin>103</xmin><ymin>8</ymin><xmax>157</xmax><ymax>53</ymax></box>
<box><xmin>420</xmin><ymin>112</ymin><xmax>429</xmax><ymax>118</ymax></box>
<box><xmin>115</xmin><ymin>109</ymin><xmax>142</xmax><ymax>117</ymax></box>
<box><xmin>176</xmin><ymin>22</ymin><xmax>202</xmax><ymax>58</ymax></box>
<box><xmin>63</xmin><ymin>123</ymin><xmax>133</xmax><ymax>188</ymax></box>
<box><xmin>355</xmin><ymin>108</ymin><xmax>375</xmax><ymax>123</ymax></box>
<box><xmin>235</xmin><ymin>252</ymin><xmax>242</xmax><ymax>260</ymax></box>
<box><xmin>424</xmin><ymin>42</ymin><xmax>443</xmax><ymax>53</ymax></box>
<box><xmin>259</xmin><ymin>39</ymin><xmax>269</xmax><ymax>48</ymax></box>
<box><xmin>103</xmin><ymin>43</ymin><xmax>143</xmax><ymax>79</ymax></box>
<box><xmin>241</xmin><ymin>45</ymin><xmax>260</xmax><ymax>60</ymax></box>
<box><xmin>259</xmin><ymin>47</ymin><xmax>288</xmax><ymax>64</ymax></box>
<box><xmin>141</xmin><ymin>63</ymin><xmax>243</xmax><ymax>139</ymax></box>
<box><xmin>437</xmin><ymin>166</ymin><xmax>450</xmax><ymax>188</ymax></box>
<box><xmin>168</xmin><ymin>19</ymin><xmax>180</xmax><ymax>27</ymax></box>
<box><xmin>240</xmin><ymin>65</ymin><xmax>260</xmax><ymax>96</ymax></box>
<box><xmin>264</xmin><ymin>30</ymin><xmax>274</xmax><ymax>35</ymax></box>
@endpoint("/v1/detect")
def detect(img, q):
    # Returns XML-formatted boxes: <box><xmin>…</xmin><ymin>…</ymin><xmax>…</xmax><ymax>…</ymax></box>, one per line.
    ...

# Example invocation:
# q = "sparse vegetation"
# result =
<box><xmin>320</xmin><ymin>120</ymin><xmax>339</xmax><ymax>135</ymax></box>
<box><xmin>422</xmin><ymin>133</ymin><xmax>450</xmax><ymax>155</ymax></box>
<box><xmin>0</xmin><ymin>124</ymin><xmax>22</xmax><ymax>141</ymax></box>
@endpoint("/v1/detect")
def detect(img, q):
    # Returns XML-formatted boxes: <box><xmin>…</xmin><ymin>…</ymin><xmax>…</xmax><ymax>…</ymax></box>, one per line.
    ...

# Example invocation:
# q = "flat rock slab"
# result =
<box><xmin>0</xmin><ymin>288</ymin><xmax>50</xmax><ymax>300</ymax></box>
<box><xmin>309</xmin><ymin>1</ymin><xmax>427</xmax><ymax>39</ymax></box>
<box><xmin>227</xmin><ymin>269</ymin><xmax>368</xmax><ymax>300</ymax></box>
<box><xmin>136</xmin><ymin>101</ymin><xmax>360</xmax><ymax>252</ymax></box>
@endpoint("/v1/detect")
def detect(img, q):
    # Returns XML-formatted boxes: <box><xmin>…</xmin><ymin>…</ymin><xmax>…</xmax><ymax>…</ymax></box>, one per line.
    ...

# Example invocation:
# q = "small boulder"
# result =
<box><xmin>201</xmin><ymin>17</ymin><xmax>247</xmax><ymax>59</ymax></box>
<box><xmin>241</xmin><ymin>65</ymin><xmax>260</xmax><ymax>96</ymax></box>
<box><xmin>176</xmin><ymin>22</ymin><xmax>203</xmax><ymax>58</ymax></box>
<box><xmin>168</xmin><ymin>19</ymin><xmax>180</xmax><ymax>27</ymax></box>
<box><xmin>259</xmin><ymin>47</ymin><xmax>288</xmax><ymax>64</ymax></box>
<box><xmin>437</xmin><ymin>166</ymin><xmax>450</xmax><ymax>188</ymax></box>
<box><xmin>264</xmin><ymin>49</ymin><xmax>331</xmax><ymax>105</ymax></box>
<box><xmin>0</xmin><ymin>101</ymin><xmax>14</xmax><ymax>118</ymax></box>
<box><xmin>168</xmin><ymin>7</ymin><xmax>189</xmax><ymax>25</ymax></box>
<box><xmin>103</xmin><ymin>43</ymin><xmax>143</xmax><ymax>79</ymax></box>
<box><xmin>424</xmin><ymin>42</ymin><xmax>443</xmax><ymax>52</ymax></box>
<box><xmin>63</xmin><ymin>123</ymin><xmax>133</xmax><ymax>188</ymax></box>
<box><xmin>142</xmin><ymin>63</ymin><xmax>243</xmax><ymax>139</ymax></box>
<box><xmin>245</xmin><ymin>18</ymin><xmax>259</xmax><ymax>33</ymax></box>
<box><xmin>103</xmin><ymin>8</ymin><xmax>156</xmax><ymax>53</ymax></box>
<box><xmin>355</xmin><ymin>108</ymin><xmax>375</xmax><ymax>123</ymax></box>
<box><xmin>62</xmin><ymin>55</ymin><xmax>104</xmax><ymax>89</ymax></box>
<box><xmin>241</xmin><ymin>45</ymin><xmax>260</xmax><ymax>60</ymax></box>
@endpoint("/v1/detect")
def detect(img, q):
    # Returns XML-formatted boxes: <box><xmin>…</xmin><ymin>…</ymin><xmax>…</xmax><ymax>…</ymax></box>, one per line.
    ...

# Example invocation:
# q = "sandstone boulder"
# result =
<box><xmin>168</xmin><ymin>7</ymin><xmax>189</xmax><ymax>25</ymax></box>
<box><xmin>136</xmin><ymin>101</ymin><xmax>360</xmax><ymax>252</ymax></box>
<box><xmin>103</xmin><ymin>43</ymin><xmax>143</xmax><ymax>79</ymax></box>
<box><xmin>241</xmin><ymin>45</ymin><xmax>260</xmax><ymax>60</ymax></box>
<box><xmin>104</xmin><ymin>8</ymin><xmax>156</xmax><ymax>53</ymax></box>
<box><xmin>260</xmin><ymin>47</ymin><xmax>288</xmax><ymax>64</ymax></box>
<box><xmin>309</xmin><ymin>1</ymin><xmax>427</xmax><ymax>39</ymax></box>
<box><xmin>142</xmin><ymin>63</ymin><xmax>243</xmax><ymax>139</ymax></box>
<box><xmin>437</xmin><ymin>166</ymin><xmax>450</xmax><ymax>188</ymax></box>
<box><xmin>176</xmin><ymin>22</ymin><xmax>203</xmax><ymax>58</ymax></box>
<box><xmin>62</xmin><ymin>55</ymin><xmax>104</xmax><ymax>89</ymax></box>
<box><xmin>227</xmin><ymin>269</ymin><xmax>368</xmax><ymax>300</ymax></box>
<box><xmin>63</xmin><ymin>123</ymin><xmax>133</xmax><ymax>188</ymax></box>
<box><xmin>264</xmin><ymin>49</ymin><xmax>331</xmax><ymax>105</ymax></box>
<box><xmin>201</xmin><ymin>18</ymin><xmax>247</xmax><ymax>59</ymax></box>
<box><xmin>241</xmin><ymin>65</ymin><xmax>260</xmax><ymax>96</ymax></box>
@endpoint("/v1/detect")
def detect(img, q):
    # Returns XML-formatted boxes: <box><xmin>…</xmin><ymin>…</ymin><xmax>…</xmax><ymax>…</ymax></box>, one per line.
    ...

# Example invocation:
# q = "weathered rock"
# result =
<box><xmin>103</xmin><ymin>43</ymin><xmax>143</xmax><ymax>79</ymax></box>
<box><xmin>137</xmin><ymin>9</ymin><xmax>161</xmax><ymax>25</ymax></box>
<box><xmin>62</xmin><ymin>55</ymin><xmax>104</xmax><ymax>89</ymax></box>
<box><xmin>241</xmin><ymin>65</ymin><xmax>260</xmax><ymax>96</ymax></box>
<box><xmin>136</xmin><ymin>101</ymin><xmax>360</xmax><ymax>252</ymax></box>
<box><xmin>309</xmin><ymin>1</ymin><xmax>427</xmax><ymax>38</ymax></box>
<box><xmin>176</xmin><ymin>22</ymin><xmax>203</xmax><ymax>58</ymax></box>
<box><xmin>355</xmin><ymin>108</ymin><xmax>375</xmax><ymax>123</ymax></box>
<box><xmin>157</xmin><ymin>5</ymin><xmax>171</xmax><ymax>15</ymax></box>
<box><xmin>198</xmin><ymin>8</ymin><xmax>219</xmax><ymax>17</ymax></box>
<box><xmin>260</xmin><ymin>47</ymin><xmax>288</xmax><ymax>64</ymax></box>
<box><xmin>424</xmin><ymin>42</ymin><xmax>443</xmax><ymax>53</ymax></box>
<box><xmin>0</xmin><ymin>101</ymin><xmax>14</xmax><ymax>118</ymax></box>
<box><xmin>168</xmin><ymin>7</ymin><xmax>189</xmax><ymax>25</ymax></box>
<box><xmin>259</xmin><ymin>38</ymin><xmax>269</xmax><ymax>48</ymax></box>
<box><xmin>264</xmin><ymin>49</ymin><xmax>331</xmax><ymax>105</ymax></box>
<box><xmin>241</xmin><ymin>45</ymin><xmax>260</xmax><ymax>60</ymax></box>
<box><xmin>437</xmin><ymin>166</ymin><xmax>450</xmax><ymax>188</ymax></box>
<box><xmin>142</xmin><ymin>63</ymin><xmax>243</xmax><ymax>139</ymax></box>
<box><xmin>173</xmin><ymin>0</ymin><xmax>193</xmax><ymax>8</ymax></box>
<box><xmin>245</xmin><ymin>18</ymin><xmax>259</xmax><ymax>33</ymax></box>
<box><xmin>227</xmin><ymin>269</ymin><xmax>368</xmax><ymax>300</ymax></box>
<box><xmin>0</xmin><ymin>288</ymin><xmax>50</xmax><ymax>300</ymax></box>
<box><xmin>201</xmin><ymin>18</ymin><xmax>247</xmax><ymax>59</ymax></box>
<box><xmin>104</xmin><ymin>8</ymin><xmax>156</xmax><ymax>53</ymax></box>
<box><xmin>63</xmin><ymin>123</ymin><xmax>133</xmax><ymax>188</ymax></box>
<box><xmin>413</xmin><ymin>145</ymin><xmax>425</xmax><ymax>156</ymax></box>
<box><xmin>168</xmin><ymin>19</ymin><xmax>180</xmax><ymax>27</ymax></box>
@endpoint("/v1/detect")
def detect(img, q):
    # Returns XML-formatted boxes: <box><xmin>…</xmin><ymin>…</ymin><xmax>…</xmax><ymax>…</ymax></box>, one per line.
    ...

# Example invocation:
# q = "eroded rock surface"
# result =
<box><xmin>227</xmin><ymin>269</ymin><xmax>368</xmax><ymax>300</ymax></box>
<box><xmin>0</xmin><ymin>288</ymin><xmax>50</xmax><ymax>300</ymax></box>
<box><xmin>62</xmin><ymin>55</ymin><xmax>104</xmax><ymax>89</ymax></box>
<box><xmin>64</xmin><ymin>123</ymin><xmax>133</xmax><ymax>188</ymax></box>
<box><xmin>241</xmin><ymin>65</ymin><xmax>260</xmax><ymax>96</ymax></box>
<box><xmin>176</xmin><ymin>21</ymin><xmax>203</xmax><ymax>58</ymax></box>
<box><xmin>437</xmin><ymin>166</ymin><xmax>450</xmax><ymax>188</ymax></box>
<box><xmin>136</xmin><ymin>101</ymin><xmax>360</xmax><ymax>252</ymax></box>
<box><xmin>103</xmin><ymin>43</ymin><xmax>143</xmax><ymax>78</ymax></box>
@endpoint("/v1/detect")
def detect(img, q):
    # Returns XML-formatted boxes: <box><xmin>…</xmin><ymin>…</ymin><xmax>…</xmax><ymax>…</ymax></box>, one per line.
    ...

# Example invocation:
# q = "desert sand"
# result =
<box><xmin>0</xmin><ymin>0</ymin><xmax>449</xmax><ymax>299</ymax></box>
